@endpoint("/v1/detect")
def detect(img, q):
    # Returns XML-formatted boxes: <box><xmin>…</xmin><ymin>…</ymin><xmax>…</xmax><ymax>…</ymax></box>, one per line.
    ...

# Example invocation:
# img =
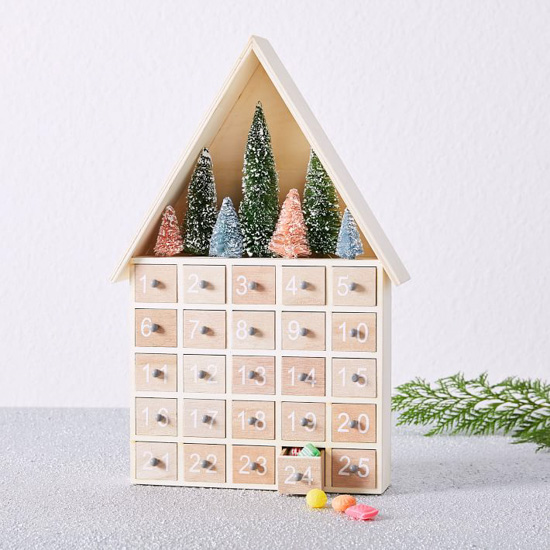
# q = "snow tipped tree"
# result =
<box><xmin>182</xmin><ymin>148</ymin><xmax>218</xmax><ymax>255</ymax></box>
<box><xmin>303</xmin><ymin>149</ymin><xmax>341</xmax><ymax>254</ymax></box>
<box><xmin>239</xmin><ymin>102</ymin><xmax>279</xmax><ymax>257</ymax></box>
<box><xmin>153</xmin><ymin>205</ymin><xmax>184</xmax><ymax>257</ymax></box>
<box><xmin>268</xmin><ymin>189</ymin><xmax>311</xmax><ymax>258</ymax></box>
<box><xmin>209</xmin><ymin>197</ymin><xmax>243</xmax><ymax>258</ymax></box>
<box><xmin>336</xmin><ymin>208</ymin><xmax>364</xmax><ymax>259</ymax></box>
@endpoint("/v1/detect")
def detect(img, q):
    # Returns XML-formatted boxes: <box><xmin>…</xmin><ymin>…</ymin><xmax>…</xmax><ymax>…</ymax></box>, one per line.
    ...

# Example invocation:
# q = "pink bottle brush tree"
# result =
<box><xmin>153</xmin><ymin>205</ymin><xmax>184</xmax><ymax>256</ymax></box>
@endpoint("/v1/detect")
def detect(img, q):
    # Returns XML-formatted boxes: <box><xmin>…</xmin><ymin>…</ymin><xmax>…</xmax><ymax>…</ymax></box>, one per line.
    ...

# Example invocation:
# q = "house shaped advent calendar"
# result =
<box><xmin>111</xmin><ymin>36</ymin><xmax>410</xmax><ymax>495</ymax></box>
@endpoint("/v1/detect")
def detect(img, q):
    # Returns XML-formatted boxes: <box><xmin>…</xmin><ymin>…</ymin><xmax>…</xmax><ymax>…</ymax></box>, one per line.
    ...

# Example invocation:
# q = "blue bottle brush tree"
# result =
<box><xmin>209</xmin><ymin>197</ymin><xmax>243</xmax><ymax>258</ymax></box>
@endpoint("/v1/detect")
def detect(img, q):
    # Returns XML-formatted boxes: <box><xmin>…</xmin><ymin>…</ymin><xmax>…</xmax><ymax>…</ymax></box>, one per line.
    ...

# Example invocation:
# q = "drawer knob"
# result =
<box><xmin>349</xmin><ymin>282</ymin><xmax>357</xmax><ymax>291</ymax></box>
<box><xmin>247</xmin><ymin>370</ymin><xmax>256</xmax><ymax>379</ymax></box>
<box><xmin>248</xmin><ymin>327</ymin><xmax>256</xmax><ymax>336</ymax></box>
<box><xmin>298</xmin><ymin>372</ymin><xmax>308</xmax><ymax>382</ymax></box>
<box><xmin>300</xmin><ymin>417</ymin><xmax>311</xmax><ymax>427</ymax></box>
<box><xmin>248</xmin><ymin>281</ymin><xmax>258</xmax><ymax>290</ymax></box>
<box><xmin>300</xmin><ymin>280</ymin><xmax>308</xmax><ymax>290</ymax></box>
<box><xmin>250</xmin><ymin>461</ymin><xmax>259</xmax><ymax>471</ymax></box>
<box><xmin>155</xmin><ymin>413</ymin><xmax>166</xmax><ymax>422</ymax></box>
<box><xmin>150</xmin><ymin>279</ymin><xmax>160</xmax><ymax>288</ymax></box>
<box><xmin>151</xmin><ymin>323</ymin><xmax>160</xmax><ymax>333</ymax></box>
<box><xmin>149</xmin><ymin>457</ymin><xmax>160</xmax><ymax>467</ymax></box>
<box><xmin>197</xmin><ymin>370</ymin><xmax>207</xmax><ymax>379</ymax></box>
<box><xmin>299</xmin><ymin>327</ymin><xmax>308</xmax><ymax>337</ymax></box>
<box><xmin>200</xmin><ymin>459</ymin><xmax>210</xmax><ymax>469</ymax></box>
<box><xmin>349</xmin><ymin>464</ymin><xmax>359</xmax><ymax>474</ymax></box>
<box><xmin>349</xmin><ymin>419</ymin><xmax>359</xmax><ymax>429</ymax></box>
<box><xmin>248</xmin><ymin>417</ymin><xmax>257</xmax><ymax>425</ymax></box>
<box><xmin>202</xmin><ymin>414</ymin><xmax>212</xmax><ymax>424</ymax></box>
<box><xmin>293</xmin><ymin>472</ymin><xmax>304</xmax><ymax>481</ymax></box>
<box><xmin>152</xmin><ymin>369</ymin><xmax>162</xmax><ymax>378</ymax></box>
<box><xmin>351</xmin><ymin>373</ymin><xmax>360</xmax><ymax>383</ymax></box>
<box><xmin>200</xmin><ymin>326</ymin><xmax>209</xmax><ymax>335</ymax></box>
<box><xmin>199</xmin><ymin>280</ymin><xmax>208</xmax><ymax>289</ymax></box>
<box><xmin>349</xmin><ymin>328</ymin><xmax>358</xmax><ymax>338</ymax></box>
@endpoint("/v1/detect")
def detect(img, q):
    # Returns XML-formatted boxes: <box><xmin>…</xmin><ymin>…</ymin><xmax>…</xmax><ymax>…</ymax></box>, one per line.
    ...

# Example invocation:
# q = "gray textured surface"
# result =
<box><xmin>1</xmin><ymin>409</ymin><xmax>549</xmax><ymax>549</ymax></box>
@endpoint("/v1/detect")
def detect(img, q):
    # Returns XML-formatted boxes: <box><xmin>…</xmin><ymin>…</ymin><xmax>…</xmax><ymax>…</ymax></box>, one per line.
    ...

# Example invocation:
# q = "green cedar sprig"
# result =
<box><xmin>392</xmin><ymin>373</ymin><xmax>550</xmax><ymax>451</ymax></box>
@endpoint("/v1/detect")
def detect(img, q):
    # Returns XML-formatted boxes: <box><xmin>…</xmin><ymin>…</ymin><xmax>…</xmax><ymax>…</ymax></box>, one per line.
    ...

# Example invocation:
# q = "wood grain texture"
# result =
<box><xmin>232</xmin><ymin>265</ymin><xmax>276</xmax><ymax>304</ymax></box>
<box><xmin>182</xmin><ymin>399</ymin><xmax>226</xmax><ymax>438</ymax></box>
<box><xmin>331</xmin><ymin>449</ymin><xmax>376</xmax><ymax>489</ymax></box>
<box><xmin>331</xmin><ymin>404</ymin><xmax>376</xmax><ymax>443</ymax></box>
<box><xmin>232</xmin><ymin>400</ymin><xmax>275</xmax><ymax>440</ymax></box>
<box><xmin>281</xmin><ymin>402</ymin><xmax>326</xmax><ymax>442</ymax></box>
<box><xmin>277</xmin><ymin>450</ymin><xmax>324</xmax><ymax>494</ymax></box>
<box><xmin>232</xmin><ymin>445</ymin><xmax>276</xmax><ymax>485</ymax></box>
<box><xmin>135</xmin><ymin>354</ymin><xmax>177</xmax><ymax>392</ymax></box>
<box><xmin>331</xmin><ymin>312</ymin><xmax>376</xmax><ymax>352</ymax></box>
<box><xmin>281</xmin><ymin>266</ymin><xmax>325</xmax><ymax>305</ymax></box>
<box><xmin>331</xmin><ymin>358</ymin><xmax>376</xmax><ymax>398</ymax></box>
<box><xmin>183</xmin><ymin>355</ymin><xmax>226</xmax><ymax>394</ymax></box>
<box><xmin>183</xmin><ymin>444</ymin><xmax>226</xmax><ymax>483</ymax></box>
<box><xmin>231</xmin><ymin>356</ymin><xmax>275</xmax><ymax>395</ymax></box>
<box><xmin>281</xmin><ymin>311</ymin><xmax>325</xmax><ymax>351</ymax></box>
<box><xmin>135</xmin><ymin>442</ymin><xmax>178</xmax><ymax>481</ymax></box>
<box><xmin>135</xmin><ymin>397</ymin><xmax>178</xmax><ymax>436</ymax></box>
<box><xmin>232</xmin><ymin>311</ymin><xmax>275</xmax><ymax>350</ymax></box>
<box><xmin>135</xmin><ymin>309</ymin><xmax>177</xmax><ymax>347</ymax></box>
<box><xmin>182</xmin><ymin>265</ymin><xmax>226</xmax><ymax>304</ymax></box>
<box><xmin>183</xmin><ymin>310</ymin><xmax>226</xmax><ymax>349</ymax></box>
<box><xmin>281</xmin><ymin>357</ymin><xmax>325</xmax><ymax>396</ymax></box>
<box><xmin>134</xmin><ymin>265</ymin><xmax>177</xmax><ymax>303</ymax></box>
<box><xmin>332</xmin><ymin>267</ymin><xmax>376</xmax><ymax>307</ymax></box>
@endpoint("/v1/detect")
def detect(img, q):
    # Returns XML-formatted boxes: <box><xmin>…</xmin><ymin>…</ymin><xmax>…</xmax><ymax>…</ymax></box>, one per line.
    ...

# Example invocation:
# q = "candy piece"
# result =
<box><xmin>332</xmin><ymin>495</ymin><xmax>356</xmax><ymax>512</ymax></box>
<box><xmin>289</xmin><ymin>447</ymin><xmax>302</xmax><ymax>456</ymax></box>
<box><xmin>345</xmin><ymin>504</ymin><xmax>379</xmax><ymax>521</ymax></box>
<box><xmin>306</xmin><ymin>489</ymin><xmax>327</xmax><ymax>508</ymax></box>
<box><xmin>298</xmin><ymin>443</ymin><xmax>320</xmax><ymax>458</ymax></box>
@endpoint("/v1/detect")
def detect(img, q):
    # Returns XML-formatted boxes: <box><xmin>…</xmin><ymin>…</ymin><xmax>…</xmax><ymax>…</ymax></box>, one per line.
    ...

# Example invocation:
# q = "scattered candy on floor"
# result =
<box><xmin>306</xmin><ymin>489</ymin><xmax>327</xmax><ymax>508</ymax></box>
<box><xmin>345</xmin><ymin>504</ymin><xmax>379</xmax><ymax>521</ymax></box>
<box><xmin>298</xmin><ymin>443</ymin><xmax>320</xmax><ymax>457</ymax></box>
<box><xmin>332</xmin><ymin>495</ymin><xmax>356</xmax><ymax>512</ymax></box>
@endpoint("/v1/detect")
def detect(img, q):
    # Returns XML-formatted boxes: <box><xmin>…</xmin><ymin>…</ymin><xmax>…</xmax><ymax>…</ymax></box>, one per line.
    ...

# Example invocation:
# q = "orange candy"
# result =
<box><xmin>332</xmin><ymin>494</ymin><xmax>356</xmax><ymax>512</ymax></box>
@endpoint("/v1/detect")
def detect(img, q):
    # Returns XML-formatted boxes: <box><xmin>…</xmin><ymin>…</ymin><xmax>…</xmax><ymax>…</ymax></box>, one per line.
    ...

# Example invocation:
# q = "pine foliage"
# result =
<box><xmin>153</xmin><ymin>205</ymin><xmax>184</xmax><ymax>257</ymax></box>
<box><xmin>392</xmin><ymin>373</ymin><xmax>550</xmax><ymax>451</ymax></box>
<box><xmin>303</xmin><ymin>150</ymin><xmax>340</xmax><ymax>254</ymax></box>
<box><xmin>239</xmin><ymin>102</ymin><xmax>279</xmax><ymax>257</ymax></box>
<box><xmin>336</xmin><ymin>208</ymin><xmax>364</xmax><ymax>259</ymax></box>
<box><xmin>209</xmin><ymin>197</ymin><xmax>243</xmax><ymax>258</ymax></box>
<box><xmin>183</xmin><ymin>148</ymin><xmax>218</xmax><ymax>255</ymax></box>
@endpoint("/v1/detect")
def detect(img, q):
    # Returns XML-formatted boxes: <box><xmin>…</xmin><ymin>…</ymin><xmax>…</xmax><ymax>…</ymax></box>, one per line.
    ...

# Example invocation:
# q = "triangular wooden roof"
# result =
<box><xmin>111</xmin><ymin>36</ymin><xmax>410</xmax><ymax>285</ymax></box>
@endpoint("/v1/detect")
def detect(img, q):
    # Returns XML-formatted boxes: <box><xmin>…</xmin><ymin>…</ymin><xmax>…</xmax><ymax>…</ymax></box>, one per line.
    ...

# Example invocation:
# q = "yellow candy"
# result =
<box><xmin>306</xmin><ymin>488</ymin><xmax>327</xmax><ymax>508</ymax></box>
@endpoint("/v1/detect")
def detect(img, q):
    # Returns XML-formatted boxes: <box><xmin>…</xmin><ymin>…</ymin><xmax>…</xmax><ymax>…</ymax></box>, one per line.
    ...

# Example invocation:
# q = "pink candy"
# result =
<box><xmin>345</xmin><ymin>504</ymin><xmax>379</xmax><ymax>521</ymax></box>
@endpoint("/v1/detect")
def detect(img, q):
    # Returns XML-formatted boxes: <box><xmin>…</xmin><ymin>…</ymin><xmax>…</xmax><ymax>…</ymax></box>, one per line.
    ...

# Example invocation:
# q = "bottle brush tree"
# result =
<box><xmin>336</xmin><ymin>208</ymin><xmax>364</xmax><ymax>259</ymax></box>
<box><xmin>182</xmin><ymin>148</ymin><xmax>218</xmax><ymax>255</ymax></box>
<box><xmin>303</xmin><ymin>149</ymin><xmax>341</xmax><ymax>254</ymax></box>
<box><xmin>209</xmin><ymin>197</ymin><xmax>243</xmax><ymax>258</ymax></box>
<box><xmin>268</xmin><ymin>188</ymin><xmax>311</xmax><ymax>258</ymax></box>
<box><xmin>239</xmin><ymin>102</ymin><xmax>279</xmax><ymax>257</ymax></box>
<box><xmin>153</xmin><ymin>205</ymin><xmax>184</xmax><ymax>257</ymax></box>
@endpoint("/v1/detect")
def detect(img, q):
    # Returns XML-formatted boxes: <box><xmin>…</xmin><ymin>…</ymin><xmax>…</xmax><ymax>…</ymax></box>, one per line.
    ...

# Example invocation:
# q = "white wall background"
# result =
<box><xmin>1</xmin><ymin>1</ymin><xmax>549</xmax><ymax>407</ymax></box>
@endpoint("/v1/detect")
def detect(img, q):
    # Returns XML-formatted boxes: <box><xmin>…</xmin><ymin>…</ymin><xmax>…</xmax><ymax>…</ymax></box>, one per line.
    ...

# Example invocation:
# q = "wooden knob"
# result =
<box><xmin>247</xmin><ymin>370</ymin><xmax>256</xmax><ymax>379</ymax></box>
<box><xmin>349</xmin><ymin>282</ymin><xmax>357</xmax><ymax>291</ymax></box>
<box><xmin>155</xmin><ymin>413</ymin><xmax>165</xmax><ymax>422</ymax></box>
<box><xmin>349</xmin><ymin>419</ymin><xmax>359</xmax><ymax>429</ymax></box>
<box><xmin>248</xmin><ymin>417</ymin><xmax>257</xmax><ymax>425</ymax></box>
<box><xmin>293</xmin><ymin>472</ymin><xmax>303</xmax><ymax>481</ymax></box>
<box><xmin>151</xmin><ymin>369</ymin><xmax>162</xmax><ymax>378</ymax></box>
<box><xmin>201</xmin><ymin>414</ymin><xmax>211</xmax><ymax>424</ymax></box>
<box><xmin>197</xmin><ymin>370</ymin><xmax>207</xmax><ymax>379</ymax></box>
<box><xmin>248</xmin><ymin>281</ymin><xmax>258</xmax><ymax>290</ymax></box>
<box><xmin>349</xmin><ymin>464</ymin><xmax>359</xmax><ymax>474</ymax></box>
<box><xmin>151</xmin><ymin>323</ymin><xmax>160</xmax><ymax>333</ymax></box>
<box><xmin>248</xmin><ymin>327</ymin><xmax>256</xmax><ymax>336</ymax></box>
<box><xmin>298</xmin><ymin>373</ymin><xmax>308</xmax><ymax>382</ymax></box>
<box><xmin>200</xmin><ymin>459</ymin><xmax>210</xmax><ymax>469</ymax></box>
<box><xmin>299</xmin><ymin>327</ymin><xmax>308</xmax><ymax>336</ymax></box>
<box><xmin>149</xmin><ymin>457</ymin><xmax>160</xmax><ymax>467</ymax></box>
<box><xmin>300</xmin><ymin>281</ymin><xmax>308</xmax><ymax>289</ymax></box>
<box><xmin>300</xmin><ymin>417</ymin><xmax>310</xmax><ymax>427</ymax></box>
<box><xmin>250</xmin><ymin>461</ymin><xmax>259</xmax><ymax>471</ymax></box>
<box><xmin>200</xmin><ymin>326</ymin><xmax>208</xmax><ymax>334</ymax></box>
<box><xmin>351</xmin><ymin>373</ymin><xmax>360</xmax><ymax>383</ymax></box>
<box><xmin>150</xmin><ymin>279</ymin><xmax>160</xmax><ymax>288</ymax></box>
<box><xmin>350</xmin><ymin>328</ymin><xmax>358</xmax><ymax>338</ymax></box>
<box><xmin>199</xmin><ymin>280</ymin><xmax>208</xmax><ymax>289</ymax></box>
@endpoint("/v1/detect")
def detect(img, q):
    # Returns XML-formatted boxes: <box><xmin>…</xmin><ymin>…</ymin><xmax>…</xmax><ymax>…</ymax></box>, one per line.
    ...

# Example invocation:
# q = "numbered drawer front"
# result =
<box><xmin>232</xmin><ymin>445</ymin><xmax>276</xmax><ymax>485</ymax></box>
<box><xmin>135</xmin><ymin>442</ymin><xmax>178</xmax><ymax>481</ymax></box>
<box><xmin>135</xmin><ymin>398</ymin><xmax>178</xmax><ymax>436</ymax></box>
<box><xmin>232</xmin><ymin>311</ymin><xmax>275</xmax><ymax>350</ymax></box>
<box><xmin>183</xmin><ymin>444</ymin><xmax>226</xmax><ymax>483</ymax></box>
<box><xmin>183</xmin><ymin>310</ymin><xmax>226</xmax><ymax>349</ymax></box>
<box><xmin>281</xmin><ymin>312</ymin><xmax>326</xmax><ymax>351</ymax></box>
<box><xmin>332</xmin><ymin>404</ymin><xmax>377</xmax><ymax>443</ymax></box>
<box><xmin>332</xmin><ymin>313</ymin><xmax>376</xmax><ymax>352</ymax></box>
<box><xmin>183</xmin><ymin>399</ymin><xmax>226</xmax><ymax>438</ymax></box>
<box><xmin>135</xmin><ymin>265</ymin><xmax>177</xmax><ymax>303</ymax></box>
<box><xmin>281</xmin><ymin>402</ymin><xmax>326</xmax><ymax>442</ymax></box>
<box><xmin>332</xmin><ymin>358</ymin><xmax>376</xmax><ymax>398</ymax></box>
<box><xmin>135</xmin><ymin>309</ymin><xmax>177</xmax><ymax>348</ymax></box>
<box><xmin>232</xmin><ymin>356</ymin><xmax>275</xmax><ymax>395</ymax></box>
<box><xmin>232</xmin><ymin>266</ymin><xmax>276</xmax><ymax>305</ymax></box>
<box><xmin>182</xmin><ymin>265</ymin><xmax>225</xmax><ymax>304</ymax></box>
<box><xmin>281</xmin><ymin>357</ymin><xmax>325</xmax><ymax>396</ymax></box>
<box><xmin>282</xmin><ymin>266</ymin><xmax>325</xmax><ymax>306</ymax></box>
<box><xmin>332</xmin><ymin>267</ymin><xmax>377</xmax><ymax>307</ymax></box>
<box><xmin>135</xmin><ymin>354</ymin><xmax>177</xmax><ymax>392</ymax></box>
<box><xmin>232</xmin><ymin>401</ymin><xmax>275</xmax><ymax>440</ymax></box>
<box><xmin>183</xmin><ymin>355</ymin><xmax>225</xmax><ymax>394</ymax></box>
<box><xmin>277</xmin><ymin>449</ymin><xmax>325</xmax><ymax>495</ymax></box>
<box><xmin>331</xmin><ymin>449</ymin><xmax>376</xmax><ymax>490</ymax></box>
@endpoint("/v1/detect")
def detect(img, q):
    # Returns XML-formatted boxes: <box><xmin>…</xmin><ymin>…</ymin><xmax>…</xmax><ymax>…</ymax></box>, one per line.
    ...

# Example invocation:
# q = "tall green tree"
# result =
<box><xmin>239</xmin><ymin>102</ymin><xmax>279</xmax><ymax>257</ymax></box>
<box><xmin>303</xmin><ymin>149</ymin><xmax>341</xmax><ymax>254</ymax></box>
<box><xmin>182</xmin><ymin>148</ymin><xmax>218</xmax><ymax>255</ymax></box>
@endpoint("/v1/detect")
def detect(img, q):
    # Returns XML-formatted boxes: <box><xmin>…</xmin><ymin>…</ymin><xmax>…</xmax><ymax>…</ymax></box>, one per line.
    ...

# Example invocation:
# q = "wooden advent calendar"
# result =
<box><xmin>111</xmin><ymin>36</ymin><xmax>410</xmax><ymax>495</ymax></box>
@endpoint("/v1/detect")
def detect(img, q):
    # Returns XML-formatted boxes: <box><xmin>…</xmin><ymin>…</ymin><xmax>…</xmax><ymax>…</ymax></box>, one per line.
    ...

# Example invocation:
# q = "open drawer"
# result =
<box><xmin>277</xmin><ymin>448</ymin><xmax>325</xmax><ymax>494</ymax></box>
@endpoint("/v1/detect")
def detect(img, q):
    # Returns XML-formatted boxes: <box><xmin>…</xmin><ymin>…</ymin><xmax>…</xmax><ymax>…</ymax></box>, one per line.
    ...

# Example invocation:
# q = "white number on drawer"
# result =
<box><xmin>187</xmin><ymin>273</ymin><xmax>200</xmax><ymax>294</ymax></box>
<box><xmin>238</xmin><ymin>410</ymin><xmax>266</xmax><ymax>431</ymax></box>
<box><xmin>338</xmin><ymin>455</ymin><xmax>370</xmax><ymax>478</ymax></box>
<box><xmin>235</xmin><ymin>275</ymin><xmax>248</xmax><ymax>296</ymax></box>
<box><xmin>287</xmin><ymin>320</ymin><xmax>301</xmax><ymax>341</ymax></box>
<box><xmin>142</xmin><ymin>406</ymin><xmax>169</xmax><ymax>427</ymax></box>
<box><xmin>142</xmin><ymin>451</ymin><xmax>170</xmax><ymax>470</ymax></box>
<box><xmin>190</xmin><ymin>409</ymin><xmax>218</xmax><ymax>428</ymax></box>
<box><xmin>338</xmin><ymin>366</ymin><xmax>367</xmax><ymax>387</ymax></box>
<box><xmin>191</xmin><ymin>363</ymin><xmax>218</xmax><ymax>384</ymax></box>
<box><xmin>143</xmin><ymin>363</ymin><xmax>167</xmax><ymax>384</ymax></box>
<box><xmin>238</xmin><ymin>365</ymin><xmax>266</xmax><ymax>386</ymax></box>
<box><xmin>337</xmin><ymin>412</ymin><xmax>369</xmax><ymax>433</ymax></box>
<box><xmin>239</xmin><ymin>455</ymin><xmax>267</xmax><ymax>476</ymax></box>
<box><xmin>140</xmin><ymin>317</ymin><xmax>153</xmax><ymax>337</ymax></box>
<box><xmin>189</xmin><ymin>320</ymin><xmax>200</xmax><ymax>339</ymax></box>
<box><xmin>139</xmin><ymin>274</ymin><xmax>148</xmax><ymax>294</ymax></box>
<box><xmin>337</xmin><ymin>276</ymin><xmax>350</xmax><ymax>296</ymax></box>
<box><xmin>288</xmin><ymin>410</ymin><xmax>317</xmax><ymax>432</ymax></box>
<box><xmin>285</xmin><ymin>276</ymin><xmax>298</xmax><ymax>296</ymax></box>
<box><xmin>236</xmin><ymin>320</ymin><xmax>249</xmax><ymax>340</ymax></box>
<box><xmin>284</xmin><ymin>465</ymin><xmax>312</xmax><ymax>485</ymax></box>
<box><xmin>189</xmin><ymin>452</ymin><xmax>217</xmax><ymax>474</ymax></box>
<box><xmin>338</xmin><ymin>321</ymin><xmax>368</xmax><ymax>343</ymax></box>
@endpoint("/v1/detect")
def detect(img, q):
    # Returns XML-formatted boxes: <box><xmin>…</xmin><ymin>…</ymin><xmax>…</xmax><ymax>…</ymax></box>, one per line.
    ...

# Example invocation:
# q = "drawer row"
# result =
<box><xmin>136</xmin><ymin>354</ymin><xmax>377</xmax><ymax>398</ymax></box>
<box><xmin>135</xmin><ymin>265</ymin><xmax>377</xmax><ymax>307</ymax></box>
<box><xmin>135</xmin><ymin>310</ymin><xmax>377</xmax><ymax>352</ymax></box>
<box><xmin>135</xmin><ymin>442</ymin><xmax>377</xmax><ymax>492</ymax></box>
<box><xmin>135</xmin><ymin>398</ymin><xmax>377</xmax><ymax>443</ymax></box>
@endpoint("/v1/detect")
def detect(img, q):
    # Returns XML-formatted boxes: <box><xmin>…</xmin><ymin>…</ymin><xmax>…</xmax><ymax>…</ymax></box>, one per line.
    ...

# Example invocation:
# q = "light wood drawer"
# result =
<box><xmin>331</xmin><ymin>312</ymin><xmax>376</xmax><ymax>352</ymax></box>
<box><xmin>135</xmin><ymin>309</ymin><xmax>177</xmax><ymax>348</ymax></box>
<box><xmin>282</xmin><ymin>266</ymin><xmax>325</xmax><ymax>305</ymax></box>
<box><xmin>232</xmin><ymin>266</ymin><xmax>275</xmax><ymax>305</ymax></box>
<box><xmin>135</xmin><ymin>442</ymin><xmax>177</xmax><ymax>481</ymax></box>
<box><xmin>281</xmin><ymin>357</ymin><xmax>325</xmax><ymax>396</ymax></box>
<box><xmin>332</xmin><ymin>358</ymin><xmax>376</xmax><ymax>398</ymax></box>
<box><xmin>183</xmin><ymin>355</ymin><xmax>225</xmax><ymax>394</ymax></box>
<box><xmin>183</xmin><ymin>310</ymin><xmax>226</xmax><ymax>349</ymax></box>
<box><xmin>277</xmin><ymin>449</ymin><xmax>325</xmax><ymax>494</ymax></box>
<box><xmin>232</xmin><ymin>400</ymin><xmax>275</xmax><ymax>440</ymax></box>
<box><xmin>281</xmin><ymin>402</ymin><xmax>325</xmax><ymax>442</ymax></box>
<box><xmin>135</xmin><ymin>354</ymin><xmax>177</xmax><ymax>392</ymax></box>
<box><xmin>281</xmin><ymin>312</ymin><xmax>325</xmax><ymax>351</ymax></box>
<box><xmin>232</xmin><ymin>356</ymin><xmax>275</xmax><ymax>395</ymax></box>
<box><xmin>331</xmin><ymin>449</ymin><xmax>376</xmax><ymax>490</ymax></box>
<box><xmin>182</xmin><ymin>265</ymin><xmax>225</xmax><ymax>304</ymax></box>
<box><xmin>183</xmin><ymin>443</ymin><xmax>226</xmax><ymax>483</ymax></box>
<box><xmin>332</xmin><ymin>403</ymin><xmax>377</xmax><ymax>443</ymax></box>
<box><xmin>232</xmin><ymin>445</ymin><xmax>276</xmax><ymax>485</ymax></box>
<box><xmin>232</xmin><ymin>311</ymin><xmax>275</xmax><ymax>350</ymax></box>
<box><xmin>135</xmin><ymin>397</ymin><xmax>177</xmax><ymax>436</ymax></box>
<box><xmin>134</xmin><ymin>265</ymin><xmax>177</xmax><ymax>303</ymax></box>
<box><xmin>183</xmin><ymin>399</ymin><xmax>226</xmax><ymax>438</ymax></box>
<box><xmin>332</xmin><ymin>267</ymin><xmax>376</xmax><ymax>307</ymax></box>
